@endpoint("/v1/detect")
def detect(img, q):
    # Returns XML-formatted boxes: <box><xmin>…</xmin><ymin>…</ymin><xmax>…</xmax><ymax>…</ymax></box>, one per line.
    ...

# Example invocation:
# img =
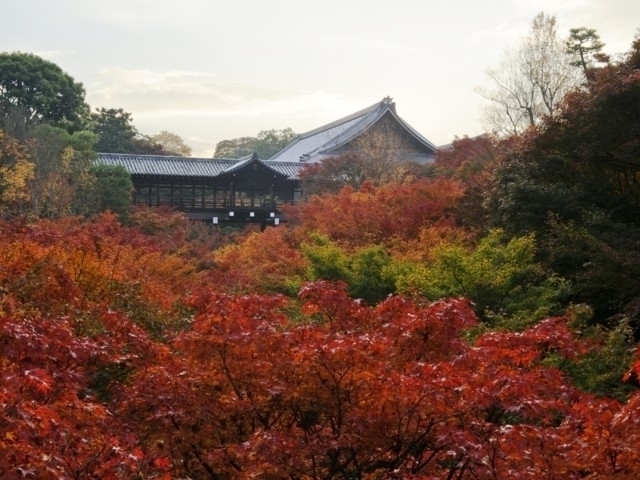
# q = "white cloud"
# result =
<box><xmin>87</xmin><ymin>68</ymin><xmax>357</xmax><ymax>118</ymax></box>
<box><xmin>5</xmin><ymin>0</ymin><xmax>638</xmax><ymax>158</ymax></box>
<box><xmin>85</xmin><ymin>67</ymin><xmax>364</xmax><ymax>157</ymax></box>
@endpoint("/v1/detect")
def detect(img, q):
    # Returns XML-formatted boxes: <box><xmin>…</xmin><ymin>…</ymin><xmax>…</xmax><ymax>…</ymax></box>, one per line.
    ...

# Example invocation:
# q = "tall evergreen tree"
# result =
<box><xmin>0</xmin><ymin>52</ymin><xmax>89</xmax><ymax>133</ymax></box>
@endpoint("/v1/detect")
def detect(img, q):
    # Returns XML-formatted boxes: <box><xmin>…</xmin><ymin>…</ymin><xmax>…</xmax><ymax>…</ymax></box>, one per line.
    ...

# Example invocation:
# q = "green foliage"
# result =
<box><xmin>565</xmin><ymin>27</ymin><xmax>607</xmax><ymax>79</ymax></box>
<box><xmin>87</xmin><ymin>361</ymin><xmax>133</xmax><ymax>403</ymax></box>
<box><xmin>535</xmin><ymin>69</ymin><xmax>640</xmax><ymax>211</ymax></box>
<box><xmin>396</xmin><ymin>230</ymin><xmax>570</xmax><ymax>327</ymax></box>
<box><xmin>0</xmin><ymin>51</ymin><xmax>89</xmax><ymax>132</ymax></box>
<box><xmin>628</xmin><ymin>31</ymin><xmax>640</xmax><ymax>69</ymax></box>
<box><xmin>302</xmin><ymin>233</ymin><xmax>350</xmax><ymax>283</ymax></box>
<box><xmin>546</xmin><ymin>307</ymin><xmax>636</xmax><ymax>401</ymax></box>
<box><xmin>347</xmin><ymin>245</ymin><xmax>395</xmax><ymax>304</ymax></box>
<box><xmin>26</xmin><ymin>124</ymin><xmax>98</xmax><ymax>217</ymax></box>
<box><xmin>572</xmin><ymin>321</ymin><xmax>635</xmax><ymax>400</ymax></box>
<box><xmin>91</xmin><ymin>107</ymin><xmax>137</xmax><ymax>153</ymax></box>
<box><xmin>545</xmin><ymin>214</ymin><xmax>640</xmax><ymax>324</ymax></box>
<box><xmin>485</xmin><ymin>42</ymin><xmax>640</xmax><ymax>328</ymax></box>
<box><xmin>255</xmin><ymin>128</ymin><xmax>297</xmax><ymax>158</ymax></box>
<box><xmin>487</xmin><ymin>152</ymin><xmax>585</xmax><ymax>236</ymax></box>
<box><xmin>301</xmin><ymin>233</ymin><xmax>395</xmax><ymax>304</ymax></box>
<box><xmin>89</xmin><ymin>163</ymin><xmax>133</xmax><ymax>219</ymax></box>
<box><xmin>212</xmin><ymin>136</ymin><xmax>256</xmax><ymax>159</ymax></box>
<box><xmin>0</xmin><ymin>110</ymin><xmax>99</xmax><ymax>218</ymax></box>
<box><xmin>89</xmin><ymin>108</ymin><xmax>168</xmax><ymax>155</ymax></box>
<box><xmin>213</xmin><ymin>127</ymin><xmax>296</xmax><ymax>159</ymax></box>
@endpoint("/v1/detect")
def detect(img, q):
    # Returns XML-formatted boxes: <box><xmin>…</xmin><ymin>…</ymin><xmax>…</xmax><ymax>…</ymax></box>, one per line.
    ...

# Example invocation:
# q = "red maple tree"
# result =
<box><xmin>3</xmin><ymin>215</ymin><xmax>640</xmax><ymax>479</ymax></box>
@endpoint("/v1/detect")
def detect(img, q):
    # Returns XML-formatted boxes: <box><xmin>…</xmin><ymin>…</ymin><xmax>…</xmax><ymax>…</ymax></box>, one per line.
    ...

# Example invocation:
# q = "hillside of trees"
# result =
<box><xmin>1</xmin><ymin>20</ymin><xmax>640</xmax><ymax>480</ymax></box>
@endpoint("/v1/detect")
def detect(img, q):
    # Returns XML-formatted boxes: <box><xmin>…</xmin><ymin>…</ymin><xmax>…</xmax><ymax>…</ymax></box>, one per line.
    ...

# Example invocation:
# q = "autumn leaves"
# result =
<box><xmin>2</xmin><ymin>212</ymin><xmax>640</xmax><ymax>478</ymax></box>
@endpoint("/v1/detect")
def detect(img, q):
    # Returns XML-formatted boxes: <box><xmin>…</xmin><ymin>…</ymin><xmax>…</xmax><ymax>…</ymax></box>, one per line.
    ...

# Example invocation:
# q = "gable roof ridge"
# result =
<box><xmin>297</xmin><ymin>98</ymin><xmax>385</xmax><ymax>139</ymax></box>
<box><xmin>386</xmin><ymin>109</ymin><xmax>438</xmax><ymax>152</ymax></box>
<box><xmin>221</xmin><ymin>151</ymin><xmax>289</xmax><ymax>178</ymax></box>
<box><xmin>265</xmin><ymin>159</ymin><xmax>306</xmax><ymax>166</ymax></box>
<box><xmin>221</xmin><ymin>152</ymin><xmax>256</xmax><ymax>173</ymax></box>
<box><xmin>268</xmin><ymin>99</ymin><xmax>388</xmax><ymax>161</ymax></box>
<box><xmin>99</xmin><ymin>152</ymin><xmax>243</xmax><ymax>163</ymax></box>
<box><xmin>316</xmin><ymin>107</ymin><xmax>387</xmax><ymax>154</ymax></box>
<box><xmin>97</xmin><ymin>152</ymin><xmax>237</xmax><ymax>177</ymax></box>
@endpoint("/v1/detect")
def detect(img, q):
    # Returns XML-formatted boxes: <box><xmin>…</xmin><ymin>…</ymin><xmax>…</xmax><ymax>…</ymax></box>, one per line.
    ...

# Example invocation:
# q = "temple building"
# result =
<box><xmin>97</xmin><ymin>97</ymin><xmax>438</xmax><ymax>225</ymax></box>
<box><xmin>270</xmin><ymin>96</ymin><xmax>437</xmax><ymax>164</ymax></box>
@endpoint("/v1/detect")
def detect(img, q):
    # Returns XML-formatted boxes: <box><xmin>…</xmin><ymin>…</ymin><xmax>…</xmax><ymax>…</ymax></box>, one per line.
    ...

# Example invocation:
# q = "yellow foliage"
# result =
<box><xmin>59</xmin><ymin>145</ymin><xmax>73</xmax><ymax>172</ymax></box>
<box><xmin>0</xmin><ymin>158</ymin><xmax>34</xmax><ymax>205</ymax></box>
<box><xmin>0</xmin><ymin>129</ymin><xmax>35</xmax><ymax>213</ymax></box>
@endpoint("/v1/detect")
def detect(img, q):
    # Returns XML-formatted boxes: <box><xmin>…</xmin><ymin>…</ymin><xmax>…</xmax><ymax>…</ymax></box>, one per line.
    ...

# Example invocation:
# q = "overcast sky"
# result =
<box><xmin>3</xmin><ymin>0</ymin><xmax>639</xmax><ymax>157</ymax></box>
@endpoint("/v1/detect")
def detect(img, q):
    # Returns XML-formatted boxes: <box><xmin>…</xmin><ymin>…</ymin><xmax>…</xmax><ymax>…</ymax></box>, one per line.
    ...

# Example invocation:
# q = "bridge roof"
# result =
<box><xmin>97</xmin><ymin>153</ymin><xmax>306</xmax><ymax>180</ymax></box>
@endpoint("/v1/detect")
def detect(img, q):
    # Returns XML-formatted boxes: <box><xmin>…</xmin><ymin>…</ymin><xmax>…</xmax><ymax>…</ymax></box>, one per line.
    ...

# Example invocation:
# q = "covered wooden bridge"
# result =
<box><xmin>97</xmin><ymin>152</ymin><xmax>305</xmax><ymax>226</ymax></box>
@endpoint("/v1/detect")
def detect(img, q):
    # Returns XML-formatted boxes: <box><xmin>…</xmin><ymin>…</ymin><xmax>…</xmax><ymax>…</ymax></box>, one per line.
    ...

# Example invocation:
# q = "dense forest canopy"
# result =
<box><xmin>1</xmin><ymin>20</ymin><xmax>640</xmax><ymax>480</ymax></box>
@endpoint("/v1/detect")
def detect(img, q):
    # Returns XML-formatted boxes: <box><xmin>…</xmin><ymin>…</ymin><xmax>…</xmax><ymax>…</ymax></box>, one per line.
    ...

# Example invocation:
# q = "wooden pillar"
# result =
<box><xmin>270</xmin><ymin>182</ymin><xmax>274</xmax><ymax>209</ymax></box>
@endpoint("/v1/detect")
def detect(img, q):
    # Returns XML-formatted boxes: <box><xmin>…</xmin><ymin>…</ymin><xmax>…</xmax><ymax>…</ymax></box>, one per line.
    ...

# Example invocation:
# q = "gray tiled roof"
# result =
<box><xmin>97</xmin><ymin>97</ymin><xmax>437</xmax><ymax>177</ymax></box>
<box><xmin>265</xmin><ymin>161</ymin><xmax>307</xmax><ymax>179</ymax></box>
<box><xmin>97</xmin><ymin>153</ymin><xmax>305</xmax><ymax>180</ymax></box>
<box><xmin>269</xmin><ymin>97</ymin><xmax>438</xmax><ymax>163</ymax></box>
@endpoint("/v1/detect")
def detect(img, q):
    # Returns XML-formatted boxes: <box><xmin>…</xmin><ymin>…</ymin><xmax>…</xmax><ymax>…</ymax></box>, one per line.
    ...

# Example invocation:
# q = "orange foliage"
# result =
<box><xmin>2</xmin><ymin>213</ymin><xmax>640</xmax><ymax>479</ymax></box>
<box><xmin>209</xmin><ymin>226</ymin><xmax>307</xmax><ymax>294</ymax></box>
<box><xmin>0</xmin><ymin>213</ymin><xmax>201</xmax><ymax>318</ymax></box>
<box><xmin>286</xmin><ymin>178</ymin><xmax>465</xmax><ymax>250</ymax></box>
<box><xmin>0</xmin><ymin>213</ymin><xmax>202</xmax><ymax>478</ymax></box>
<box><xmin>390</xmin><ymin>223</ymin><xmax>471</xmax><ymax>261</ymax></box>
